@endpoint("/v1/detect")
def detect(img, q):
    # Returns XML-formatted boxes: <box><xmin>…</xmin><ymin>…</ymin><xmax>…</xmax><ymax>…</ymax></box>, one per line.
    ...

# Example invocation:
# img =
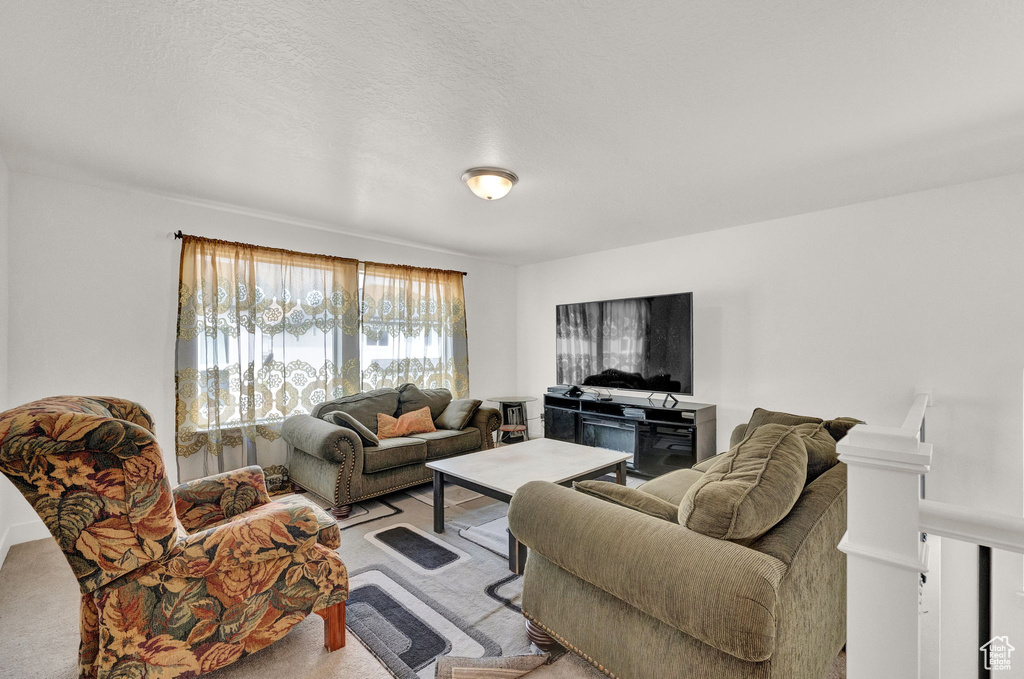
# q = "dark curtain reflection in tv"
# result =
<box><xmin>556</xmin><ymin>299</ymin><xmax>649</xmax><ymax>384</ymax></box>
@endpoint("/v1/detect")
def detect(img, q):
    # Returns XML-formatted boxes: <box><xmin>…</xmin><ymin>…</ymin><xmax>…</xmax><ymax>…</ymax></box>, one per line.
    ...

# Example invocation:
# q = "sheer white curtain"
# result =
<box><xmin>555</xmin><ymin>299</ymin><xmax>650</xmax><ymax>383</ymax></box>
<box><xmin>175</xmin><ymin>236</ymin><xmax>360</xmax><ymax>480</ymax></box>
<box><xmin>359</xmin><ymin>262</ymin><xmax>470</xmax><ymax>397</ymax></box>
<box><xmin>600</xmin><ymin>299</ymin><xmax>648</xmax><ymax>372</ymax></box>
<box><xmin>556</xmin><ymin>302</ymin><xmax>602</xmax><ymax>384</ymax></box>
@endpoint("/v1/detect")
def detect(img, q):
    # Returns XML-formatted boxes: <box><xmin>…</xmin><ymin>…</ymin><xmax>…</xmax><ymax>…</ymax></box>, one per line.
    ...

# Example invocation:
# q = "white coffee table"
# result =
<box><xmin>426</xmin><ymin>438</ymin><xmax>632</xmax><ymax>573</ymax></box>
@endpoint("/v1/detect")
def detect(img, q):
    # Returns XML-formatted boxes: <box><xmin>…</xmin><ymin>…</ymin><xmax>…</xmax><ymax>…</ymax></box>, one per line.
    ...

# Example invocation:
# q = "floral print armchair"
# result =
<box><xmin>0</xmin><ymin>396</ymin><xmax>348</xmax><ymax>678</ymax></box>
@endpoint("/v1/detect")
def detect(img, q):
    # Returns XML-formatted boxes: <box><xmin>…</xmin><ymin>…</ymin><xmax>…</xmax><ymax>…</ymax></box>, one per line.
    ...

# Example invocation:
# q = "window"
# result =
<box><xmin>175</xmin><ymin>237</ymin><xmax>359</xmax><ymax>472</ymax></box>
<box><xmin>174</xmin><ymin>236</ymin><xmax>469</xmax><ymax>478</ymax></box>
<box><xmin>358</xmin><ymin>263</ymin><xmax>469</xmax><ymax>395</ymax></box>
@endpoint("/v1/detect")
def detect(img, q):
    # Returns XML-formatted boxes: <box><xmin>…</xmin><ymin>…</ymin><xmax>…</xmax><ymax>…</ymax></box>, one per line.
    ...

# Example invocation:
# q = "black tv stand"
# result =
<box><xmin>543</xmin><ymin>390</ymin><xmax>716</xmax><ymax>477</ymax></box>
<box><xmin>650</xmin><ymin>392</ymin><xmax>679</xmax><ymax>407</ymax></box>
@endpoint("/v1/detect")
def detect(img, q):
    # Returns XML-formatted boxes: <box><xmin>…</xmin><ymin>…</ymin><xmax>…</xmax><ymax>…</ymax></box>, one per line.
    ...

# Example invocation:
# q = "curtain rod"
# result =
<box><xmin>173</xmin><ymin>230</ymin><xmax>467</xmax><ymax>277</ymax></box>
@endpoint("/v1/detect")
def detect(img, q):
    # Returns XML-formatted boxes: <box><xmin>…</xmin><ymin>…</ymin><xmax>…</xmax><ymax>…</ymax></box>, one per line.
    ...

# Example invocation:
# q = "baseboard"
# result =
<box><xmin>0</xmin><ymin>517</ymin><xmax>49</xmax><ymax>568</ymax></box>
<box><xmin>0</xmin><ymin>526</ymin><xmax>7</xmax><ymax>570</ymax></box>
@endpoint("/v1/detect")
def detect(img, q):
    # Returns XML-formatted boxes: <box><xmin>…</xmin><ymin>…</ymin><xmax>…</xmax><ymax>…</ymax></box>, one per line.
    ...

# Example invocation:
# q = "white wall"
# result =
<box><xmin>517</xmin><ymin>173</ymin><xmax>1024</xmax><ymax>675</ymax></box>
<box><xmin>0</xmin><ymin>150</ymin><xmax>7</xmax><ymax>409</ymax></box>
<box><xmin>0</xmin><ymin>157</ymin><xmax>41</xmax><ymax>568</ymax></box>
<box><xmin>518</xmin><ymin>173</ymin><xmax>1024</xmax><ymax>510</ymax></box>
<box><xmin>0</xmin><ymin>170</ymin><xmax>517</xmax><ymax>558</ymax></box>
<box><xmin>0</xmin><ymin>148</ymin><xmax>20</xmax><ymax>567</ymax></box>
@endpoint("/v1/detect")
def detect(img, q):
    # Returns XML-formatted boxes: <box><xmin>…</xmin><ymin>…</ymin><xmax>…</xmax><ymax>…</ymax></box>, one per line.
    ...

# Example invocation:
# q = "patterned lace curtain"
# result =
<box><xmin>556</xmin><ymin>299</ymin><xmax>650</xmax><ymax>383</ymax></box>
<box><xmin>175</xmin><ymin>236</ymin><xmax>360</xmax><ymax>479</ymax></box>
<box><xmin>600</xmin><ymin>298</ymin><xmax>649</xmax><ymax>372</ymax></box>
<box><xmin>556</xmin><ymin>302</ymin><xmax>602</xmax><ymax>384</ymax></box>
<box><xmin>359</xmin><ymin>263</ymin><xmax>469</xmax><ymax>397</ymax></box>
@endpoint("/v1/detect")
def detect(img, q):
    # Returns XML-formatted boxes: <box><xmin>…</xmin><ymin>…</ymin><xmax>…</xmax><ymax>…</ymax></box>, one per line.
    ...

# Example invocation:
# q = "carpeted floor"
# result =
<box><xmin>0</xmin><ymin>478</ymin><xmax>846</xmax><ymax>679</ymax></box>
<box><xmin>0</xmin><ymin>537</ymin><xmax>392</xmax><ymax>679</ymax></box>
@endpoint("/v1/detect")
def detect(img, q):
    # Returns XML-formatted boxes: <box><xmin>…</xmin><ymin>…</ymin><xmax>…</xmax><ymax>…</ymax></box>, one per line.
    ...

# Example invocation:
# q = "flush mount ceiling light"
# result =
<box><xmin>462</xmin><ymin>167</ymin><xmax>518</xmax><ymax>200</ymax></box>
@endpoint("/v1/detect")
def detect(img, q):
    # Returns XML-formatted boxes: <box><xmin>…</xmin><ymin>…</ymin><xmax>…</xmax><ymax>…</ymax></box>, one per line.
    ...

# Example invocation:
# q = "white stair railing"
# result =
<box><xmin>838</xmin><ymin>392</ymin><xmax>932</xmax><ymax>679</ymax></box>
<box><xmin>918</xmin><ymin>501</ymin><xmax>1024</xmax><ymax>678</ymax></box>
<box><xmin>840</xmin><ymin>392</ymin><xmax>1024</xmax><ymax>679</ymax></box>
<box><xmin>919</xmin><ymin>501</ymin><xmax>1024</xmax><ymax>556</ymax></box>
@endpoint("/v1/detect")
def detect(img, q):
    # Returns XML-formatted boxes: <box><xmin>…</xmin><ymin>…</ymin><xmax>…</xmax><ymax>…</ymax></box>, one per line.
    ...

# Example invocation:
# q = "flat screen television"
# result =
<box><xmin>555</xmin><ymin>292</ymin><xmax>693</xmax><ymax>395</ymax></box>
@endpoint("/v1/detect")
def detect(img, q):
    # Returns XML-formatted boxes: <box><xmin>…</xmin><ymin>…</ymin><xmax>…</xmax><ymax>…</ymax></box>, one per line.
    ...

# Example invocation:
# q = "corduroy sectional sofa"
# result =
<box><xmin>282</xmin><ymin>384</ymin><xmax>501</xmax><ymax>517</ymax></box>
<box><xmin>508</xmin><ymin>408</ymin><xmax>859</xmax><ymax>679</ymax></box>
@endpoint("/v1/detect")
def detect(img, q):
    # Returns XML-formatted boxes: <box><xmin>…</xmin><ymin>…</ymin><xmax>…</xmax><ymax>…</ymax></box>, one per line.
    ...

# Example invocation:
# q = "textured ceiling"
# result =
<box><xmin>1</xmin><ymin>1</ymin><xmax>1022</xmax><ymax>264</ymax></box>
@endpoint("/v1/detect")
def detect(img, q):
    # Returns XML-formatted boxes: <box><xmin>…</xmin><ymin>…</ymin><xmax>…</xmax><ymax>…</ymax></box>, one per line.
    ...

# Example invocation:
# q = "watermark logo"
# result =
<box><xmin>981</xmin><ymin>636</ymin><xmax>1015</xmax><ymax>671</ymax></box>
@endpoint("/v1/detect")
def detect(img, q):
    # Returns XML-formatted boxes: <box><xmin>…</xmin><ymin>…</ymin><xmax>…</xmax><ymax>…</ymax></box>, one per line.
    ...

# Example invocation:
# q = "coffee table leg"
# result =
<box><xmin>433</xmin><ymin>470</ymin><xmax>445</xmax><ymax>533</ymax></box>
<box><xmin>616</xmin><ymin>461</ymin><xmax>627</xmax><ymax>485</ymax></box>
<box><xmin>508</xmin><ymin>529</ymin><xmax>528</xmax><ymax>575</ymax></box>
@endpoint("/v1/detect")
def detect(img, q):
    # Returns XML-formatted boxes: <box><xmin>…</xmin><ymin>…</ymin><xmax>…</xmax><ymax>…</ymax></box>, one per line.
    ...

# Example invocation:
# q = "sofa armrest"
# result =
<box><xmin>692</xmin><ymin>453</ymin><xmax>723</xmax><ymax>473</ymax></box>
<box><xmin>508</xmin><ymin>481</ymin><xmax>788</xmax><ymax>662</ymax></box>
<box><xmin>281</xmin><ymin>414</ymin><xmax>363</xmax><ymax>465</ymax></box>
<box><xmin>692</xmin><ymin>424</ymin><xmax>749</xmax><ymax>471</ymax></box>
<box><xmin>161</xmin><ymin>501</ymin><xmax>320</xmax><ymax>578</ymax></box>
<box><xmin>730</xmin><ymin>422</ymin><xmax>748</xmax><ymax>449</ymax></box>
<box><xmin>173</xmin><ymin>465</ymin><xmax>273</xmax><ymax>532</ymax></box>
<box><xmin>469</xmin><ymin>407</ymin><xmax>501</xmax><ymax>449</ymax></box>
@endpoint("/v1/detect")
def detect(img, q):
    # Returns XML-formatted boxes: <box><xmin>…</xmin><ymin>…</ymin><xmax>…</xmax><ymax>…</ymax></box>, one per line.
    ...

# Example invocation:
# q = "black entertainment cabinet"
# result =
<box><xmin>543</xmin><ymin>391</ymin><xmax>716</xmax><ymax>477</ymax></box>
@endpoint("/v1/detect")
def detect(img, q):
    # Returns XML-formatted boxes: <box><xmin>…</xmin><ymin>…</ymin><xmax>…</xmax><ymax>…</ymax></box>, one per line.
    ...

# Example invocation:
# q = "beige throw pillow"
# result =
<box><xmin>679</xmin><ymin>424</ymin><xmax>808</xmax><ymax>540</ymax></box>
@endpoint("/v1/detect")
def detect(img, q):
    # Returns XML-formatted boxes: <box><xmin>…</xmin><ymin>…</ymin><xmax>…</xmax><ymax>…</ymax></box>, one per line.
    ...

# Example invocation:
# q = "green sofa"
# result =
<box><xmin>281</xmin><ymin>384</ymin><xmax>501</xmax><ymax>517</ymax></box>
<box><xmin>508</xmin><ymin>412</ymin><xmax>853</xmax><ymax>679</ymax></box>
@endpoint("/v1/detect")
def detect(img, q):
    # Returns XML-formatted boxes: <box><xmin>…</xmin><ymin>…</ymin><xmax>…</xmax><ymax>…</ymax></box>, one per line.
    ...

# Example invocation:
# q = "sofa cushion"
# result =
<box><xmin>322</xmin><ymin>410</ymin><xmax>379</xmax><ymax>447</ymax></box>
<box><xmin>397</xmin><ymin>383</ymin><xmax>453</xmax><ymax>419</ymax></box>
<box><xmin>742</xmin><ymin>408</ymin><xmax>863</xmax><ymax>443</ymax></box>
<box><xmin>362</xmin><ymin>437</ymin><xmax>428</xmax><ymax>473</ymax></box>
<box><xmin>679</xmin><ymin>424</ymin><xmax>808</xmax><ymax>540</ymax></box>
<box><xmin>823</xmin><ymin>416</ymin><xmax>863</xmax><ymax>441</ymax></box>
<box><xmin>573</xmin><ymin>481</ymin><xmax>680</xmax><ymax>522</ymax></box>
<box><xmin>748</xmin><ymin>463</ymin><xmax>847</xmax><ymax>566</ymax></box>
<box><xmin>692</xmin><ymin>453</ymin><xmax>726</xmax><ymax>473</ymax></box>
<box><xmin>435</xmin><ymin>398</ymin><xmax>482</xmax><ymax>430</ymax></box>
<box><xmin>792</xmin><ymin>422</ymin><xmax>840</xmax><ymax>484</ymax></box>
<box><xmin>637</xmin><ymin>468</ymin><xmax>705</xmax><ymax>506</ymax></box>
<box><xmin>742</xmin><ymin>407</ymin><xmax>822</xmax><ymax>439</ymax></box>
<box><xmin>312</xmin><ymin>388</ymin><xmax>400</xmax><ymax>434</ymax></box>
<box><xmin>378</xmin><ymin>407</ymin><xmax>437</xmax><ymax>439</ymax></box>
<box><xmin>409</xmin><ymin>428</ymin><xmax>482</xmax><ymax>460</ymax></box>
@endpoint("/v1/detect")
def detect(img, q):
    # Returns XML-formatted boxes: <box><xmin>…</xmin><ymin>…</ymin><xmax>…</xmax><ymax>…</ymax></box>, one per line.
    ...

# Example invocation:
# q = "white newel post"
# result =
<box><xmin>838</xmin><ymin>396</ymin><xmax>932</xmax><ymax>679</ymax></box>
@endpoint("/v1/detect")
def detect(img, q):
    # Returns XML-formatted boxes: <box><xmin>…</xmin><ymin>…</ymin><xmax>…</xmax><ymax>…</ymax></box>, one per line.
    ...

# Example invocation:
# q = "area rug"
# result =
<box><xmin>457</xmin><ymin>473</ymin><xmax>645</xmax><ymax>558</ymax></box>
<box><xmin>459</xmin><ymin>516</ymin><xmax>511</xmax><ymax>557</ymax></box>
<box><xmin>291</xmin><ymin>472</ymin><xmax>655</xmax><ymax>679</ymax></box>
<box><xmin>408</xmin><ymin>482</ymin><xmax>484</xmax><ymax>507</ymax></box>
<box><xmin>297</xmin><ymin>485</ymin><xmax>532</xmax><ymax>679</ymax></box>
<box><xmin>438</xmin><ymin>651</ymin><xmax>848</xmax><ymax>678</ymax></box>
<box><xmin>1</xmin><ymin>484</ymin><xmax>843</xmax><ymax>679</ymax></box>
<box><xmin>292</xmin><ymin>477</ymin><xmax>846</xmax><ymax>679</ymax></box>
<box><xmin>437</xmin><ymin>652</ymin><xmax>603</xmax><ymax>679</ymax></box>
<box><xmin>435</xmin><ymin>652</ymin><xmax>550</xmax><ymax>678</ymax></box>
<box><xmin>335</xmin><ymin>496</ymin><xmax>403</xmax><ymax>529</ymax></box>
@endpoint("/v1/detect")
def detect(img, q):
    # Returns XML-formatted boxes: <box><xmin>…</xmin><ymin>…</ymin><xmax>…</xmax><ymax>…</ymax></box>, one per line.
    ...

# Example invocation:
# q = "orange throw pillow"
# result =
<box><xmin>377</xmin><ymin>406</ymin><xmax>437</xmax><ymax>439</ymax></box>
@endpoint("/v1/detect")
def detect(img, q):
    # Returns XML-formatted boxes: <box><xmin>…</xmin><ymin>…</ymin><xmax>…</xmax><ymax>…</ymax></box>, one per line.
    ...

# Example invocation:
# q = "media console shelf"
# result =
<box><xmin>543</xmin><ymin>390</ymin><xmax>716</xmax><ymax>477</ymax></box>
